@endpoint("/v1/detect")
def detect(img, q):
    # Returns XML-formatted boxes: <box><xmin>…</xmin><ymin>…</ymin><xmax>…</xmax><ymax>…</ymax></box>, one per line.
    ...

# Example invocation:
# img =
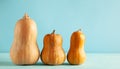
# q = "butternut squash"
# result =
<box><xmin>10</xmin><ymin>14</ymin><xmax>40</xmax><ymax>65</ymax></box>
<box><xmin>67</xmin><ymin>29</ymin><xmax>86</xmax><ymax>65</ymax></box>
<box><xmin>41</xmin><ymin>30</ymin><xmax>66</xmax><ymax>65</ymax></box>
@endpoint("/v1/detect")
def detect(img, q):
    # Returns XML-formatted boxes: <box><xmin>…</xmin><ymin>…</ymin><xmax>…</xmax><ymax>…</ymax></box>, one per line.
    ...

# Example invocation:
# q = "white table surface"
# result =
<box><xmin>0</xmin><ymin>53</ymin><xmax>120</xmax><ymax>69</ymax></box>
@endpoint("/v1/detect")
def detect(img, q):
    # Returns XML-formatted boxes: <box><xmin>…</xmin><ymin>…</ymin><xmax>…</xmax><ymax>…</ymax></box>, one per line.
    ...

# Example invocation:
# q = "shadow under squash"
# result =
<box><xmin>0</xmin><ymin>61</ymin><xmax>81</xmax><ymax>66</ymax></box>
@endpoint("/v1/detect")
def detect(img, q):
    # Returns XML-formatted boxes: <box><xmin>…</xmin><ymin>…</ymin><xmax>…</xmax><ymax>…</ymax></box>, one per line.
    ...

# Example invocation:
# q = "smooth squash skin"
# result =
<box><xmin>10</xmin><ymin>14</ymin><xmax>40</xmax><ymax>65</ymax></box>
<box><xmin>41</xmin><ymin>30</ymin><xmax>66</xmax><ymax>65</ymax></box>
<box><xmin>67</xmin><ymin>29</ymin><xmax>86</xmax><ymax>65</ymax></box>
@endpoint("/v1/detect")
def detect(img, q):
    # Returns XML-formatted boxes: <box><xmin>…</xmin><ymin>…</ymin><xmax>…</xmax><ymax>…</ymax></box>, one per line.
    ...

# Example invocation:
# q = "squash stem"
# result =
<box><xmin>78</xmin><ymin>29</ymin><xmax>81</xmax><ymax>31</ymax></box>
<box><xmin>52</xmin><ymin>30</ymin><xmax>55</xmax><ymax>34</ymax></box>
<box><xmin>23</xmin><ymin>13</ymin><xmax>29</xmax><ymax>18</ymax></box>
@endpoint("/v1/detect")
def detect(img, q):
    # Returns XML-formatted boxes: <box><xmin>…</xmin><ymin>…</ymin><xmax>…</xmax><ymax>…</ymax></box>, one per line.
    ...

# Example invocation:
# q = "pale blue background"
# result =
<box><xmin>0</xmin><ymin>0</ymin><xmax>120</xmax><ymax>53</ymax></box>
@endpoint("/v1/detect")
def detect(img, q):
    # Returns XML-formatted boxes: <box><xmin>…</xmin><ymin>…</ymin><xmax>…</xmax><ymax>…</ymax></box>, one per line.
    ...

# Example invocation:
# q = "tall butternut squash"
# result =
<box><xmin>10</xmin><ymin>14</ymin><xmax>40</xmax><ymax>65</ymax></box>
<box><xmin>67</xmin><ymin>29</ymin><xmax>86</xmax><ymax>65</ymax></box>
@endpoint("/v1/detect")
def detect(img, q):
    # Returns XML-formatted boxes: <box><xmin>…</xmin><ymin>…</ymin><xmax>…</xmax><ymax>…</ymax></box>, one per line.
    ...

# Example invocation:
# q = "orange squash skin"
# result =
<box><xmin>10</xmin><ymin>14</ymin><xmax>40</xmax><ymax>65</ymax></box>
<box><xmin>41</xmin><ymin>30</ymin><xmax>66</xmax><ymax>65</ymax></box>
<box><xmin>67</xmin><ymin>30</ymin><xmax>86</xmax><ymax>65</ymax></box>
